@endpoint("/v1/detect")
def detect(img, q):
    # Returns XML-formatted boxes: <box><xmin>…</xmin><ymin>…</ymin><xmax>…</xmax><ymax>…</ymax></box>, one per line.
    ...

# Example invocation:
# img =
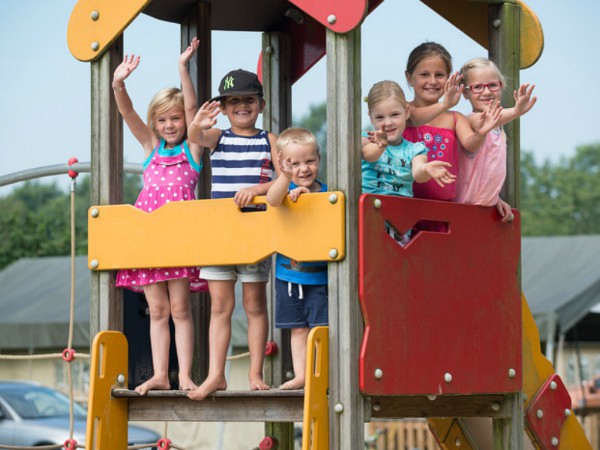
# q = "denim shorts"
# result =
<box><xmin>275</xmin><ymin>278</ymin><xmax>328</xmax><ymax>328</ymax></box>
<box><xmin>201</xmin><ymin>257</ymin><xmax>271</xmax><ymax>283</ymax></box>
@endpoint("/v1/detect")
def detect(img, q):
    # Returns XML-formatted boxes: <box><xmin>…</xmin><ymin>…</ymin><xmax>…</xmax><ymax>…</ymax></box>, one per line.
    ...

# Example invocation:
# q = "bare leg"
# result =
<box><xmin>137</xmin><ymin>282</ymin><xmax>172</xmax><ymax>395</ymax></box>
<box><xmin>242</xmin><ymin>282</ymin><xmax>270</xmax><ymax>391</ymax></box>
<box><xmin>167</xmin><ymin>278</ymin><xmax>197</xmax><ymax>391</ymax></box>
<box><xmin>280</xmin><ymin>327</ymin><xmax>309</xmax><ymax>389</ymax></box>
<box><xmin>188</xmin><ymin>280</ymin><xmax>235</xmax><ymax>400</ymax></box>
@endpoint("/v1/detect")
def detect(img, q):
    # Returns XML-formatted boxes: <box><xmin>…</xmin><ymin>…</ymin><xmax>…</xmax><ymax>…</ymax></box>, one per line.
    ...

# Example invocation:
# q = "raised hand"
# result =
<box><xmin>180</xmin><ymin>37</ymin><xmax>199</xmax><ymax>66</ymax></box>
<box><xmin>193</xmin><ymin>100</ymin><xmax>221</xmax><ymax>130</ymax></box>
<box><xmin>513</xmin><ymin>83</ymin><xmax>537</xmax><ymax>117</ymax></box>
<box><xmin>424</xmin><ymin>161</ymin><xmax>456</xmax><ymax>187</ymax></box>
<box><xmin>474</xmin><ymin>100</ymin><xmax>503</xmax><ymax>135</ymax></box>
<box><xmin>113</xmin><ymin>54</ymin><xmax>140</xmax><ymax>84</ymax></box>
<box><xmin>442</xmin><ymin>72</ymin><xmax>464</xmax><ymax>109</ymax></box>
<box><xmin>277</xmin><ymin>152</ymin><xmax>293</xmax><ymax>178</ymax></box>
<box><xmin>366</xmin><ymin>128</ymin><xmax>388</xmax><ymax>150</ymax></box>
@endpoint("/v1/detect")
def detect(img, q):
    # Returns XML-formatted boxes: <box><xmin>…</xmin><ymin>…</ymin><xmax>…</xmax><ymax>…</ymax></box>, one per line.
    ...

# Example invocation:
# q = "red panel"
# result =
<box><xmin>358</xmin><ymin>195</ymin><xmax>522</xmax><ymax>395</ymax></box>
<box><xmin>289</xmin><ymin>0</ymin><xmax>368</xmax><ymax>33</ymax></box>
<box><xmin>526</xmin><ymin>374</ymin><xmax>571</xmax><ymax>448</ymax></box>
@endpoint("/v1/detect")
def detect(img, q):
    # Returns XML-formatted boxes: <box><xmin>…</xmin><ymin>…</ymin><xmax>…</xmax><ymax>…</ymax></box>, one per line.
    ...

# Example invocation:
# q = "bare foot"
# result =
<box><xmin>249</xmin><ymin>375</ymin><xmax>270</xmax><ymax>391</ymax></box>
<box><xmin>135</xmin><ymin>376</ymin><xmax>170</xmax><ymax>396</ymax></box>
<box><xmin>187</xmin><ymin>376</ymin><xmax>227</xmax><ymax>401</ymax></box>
<box><xmin>279</xmin><ymin>377</ymin><xmax>305</xmax><ymax>390</ymax></box>
<box><xmin>178</xmin><ymin>376</ymin><xmax>198</xmax><ymax>391</ymax></box>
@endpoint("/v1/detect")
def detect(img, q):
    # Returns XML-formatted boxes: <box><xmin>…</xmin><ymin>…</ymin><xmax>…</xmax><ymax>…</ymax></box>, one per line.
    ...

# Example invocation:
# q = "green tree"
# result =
<box><xmin>520</xmin><ymin>144</ymin><xmax>600</xmax><ymax>236</ymax></box>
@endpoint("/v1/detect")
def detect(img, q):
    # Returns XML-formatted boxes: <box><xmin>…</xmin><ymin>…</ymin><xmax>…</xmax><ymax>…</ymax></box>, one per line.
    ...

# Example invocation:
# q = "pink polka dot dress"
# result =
<box><xmin>116</xmin><ymin>139</ymin><xmax>208</xmax><ymax>293</ymax></box>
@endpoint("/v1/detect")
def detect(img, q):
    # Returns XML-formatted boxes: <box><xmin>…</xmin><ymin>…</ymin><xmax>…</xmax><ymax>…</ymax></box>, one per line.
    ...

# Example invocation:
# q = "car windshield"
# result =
<box><xmin>0</xmin><ymin>385</ymin><xmax>86</xmax><ymax>419</ymax></box>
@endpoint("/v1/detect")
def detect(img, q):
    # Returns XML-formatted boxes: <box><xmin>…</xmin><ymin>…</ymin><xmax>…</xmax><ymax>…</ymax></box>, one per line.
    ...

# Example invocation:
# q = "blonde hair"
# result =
<box><xmin>146</xmin><ymin>87</ymin><xmax>185</xmax><ymax>138</ymax></box>
<box><xmin>460</xmin><ymin>58</ymin><xmax>506</xmax><ymax>86</ymax></box>
<box><xmin>276</xmin><ymin>127</ymin><xmax>320</xmax><ymax>157</ymax></box>
<box><xmin>366</xmin><ymin>80</ymin><xmax>407</xmax><ymax>113</ymax></box>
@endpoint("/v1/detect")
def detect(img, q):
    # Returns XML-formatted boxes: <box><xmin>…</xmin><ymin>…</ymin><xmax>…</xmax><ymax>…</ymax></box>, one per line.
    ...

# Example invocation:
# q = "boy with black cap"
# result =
<box><xmin>187</xmin><ymin>69</ymin><xmax>278</xmax><ymax>401</ymax></box>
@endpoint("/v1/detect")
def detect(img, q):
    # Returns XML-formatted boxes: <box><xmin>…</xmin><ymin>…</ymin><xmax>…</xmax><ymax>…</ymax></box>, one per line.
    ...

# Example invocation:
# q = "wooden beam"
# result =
<box><xmin>326</xmin><ymin>27</ymin><xmax>364</xmax><ymax>450</ymax></box>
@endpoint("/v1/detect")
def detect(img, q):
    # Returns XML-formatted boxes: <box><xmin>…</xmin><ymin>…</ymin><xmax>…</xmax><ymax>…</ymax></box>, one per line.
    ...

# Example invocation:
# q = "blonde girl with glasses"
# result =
<box><xmin>457</xmin><ymin>58</ymin><xmax>536</xmax><ymax>221</ymax></box>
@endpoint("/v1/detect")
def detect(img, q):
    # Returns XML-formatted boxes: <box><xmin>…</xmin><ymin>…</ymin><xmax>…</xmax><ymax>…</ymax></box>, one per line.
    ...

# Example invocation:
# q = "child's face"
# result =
<box><xmin>406</xmin><ymin>56</ymin><xmax>449</xmax><ymax>106</ymax></box>
<box><xmin>153</xmin><ymin>106</ymin><xmax>186</xmax><ymax>148</ymax></box>
<box><xmin>220</xmin><ymin>95</ymin><xmax>264</xmax><ymax>132</ymax></box>
<box><xmin>463</xmin><ymin>67</ymin><xmax>503</xmax><ymax>113</ymax></box>
<box><xmin>368</xmin><ymin>96</ymin><xmax>410</xmax><ymax>146</ymax></box>
<box><xmin>282</xmin><ymin>143</ymin><xmax>320</xmax><ymax>190</ymax></box>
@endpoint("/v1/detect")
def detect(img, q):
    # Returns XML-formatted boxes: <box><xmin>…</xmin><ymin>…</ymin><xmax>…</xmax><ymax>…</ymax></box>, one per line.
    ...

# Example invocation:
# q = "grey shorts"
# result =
<box><xmin>200</xmin><ymin>257</ymin><xmax>271</xmax><ymax>283</ymax></box>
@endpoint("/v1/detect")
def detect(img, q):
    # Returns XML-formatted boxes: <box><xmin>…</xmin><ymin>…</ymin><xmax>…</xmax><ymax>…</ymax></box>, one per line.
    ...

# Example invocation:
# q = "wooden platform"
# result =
<box><xmin>112</xmin><ymin>388</ymin><xmax>305</xmax><ymax>422</ymax></box>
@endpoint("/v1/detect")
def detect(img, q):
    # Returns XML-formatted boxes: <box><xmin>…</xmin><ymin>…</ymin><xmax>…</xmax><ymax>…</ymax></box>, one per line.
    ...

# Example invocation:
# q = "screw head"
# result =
<box><xmin>90</xmin><ymin>208</ymin><xmax>99</xmax><ymax>218</ymax></box>
<box><xmin>551</xmin><ymin>437</ymin><xmax>558</xmax><ymax>446</ymax></box>
<box><xmin>427</xmin><ymin>394</ymin><xmax>437</xmax><ymax>401</ymax></box>
<box><xmin>372</xmin><ymin>402</ymin><xmax>381</xmax><ymax>412</ymax></box>
<box><xmin>492</xmin><ymin>402</ymin><xmax>501</xmax><ymax>411</ymax></box>
<box><xmin>373</xmin><ymin>198</ymin><xmax>382</xmax><ymax>209</ymax></box>
<box><xmin>493</xmin><ymin>18</ymin><xmax>502</xmax><ymax>28</ymax></box>
<box><xmin>444</xmin><ymin>372</ymin><xmax>452</xmax><ymax>383</ymax></box>
<box><xmin>329</xmin><ymin>248</ymin><xmax>338</xmax><ymax>259</ymax></box>
<box><xmin>117</xmin><ymin>374</ymin><xmax>125</xmax><ymax>385</ymax></box>
<box><xmin>536</xmin><ymin>409</ymin><xmax>544</xmax><ymax>419</ymax></box>
<box><xmin>374</xmin><ymin>368</ymin><xmax>383</xmax><ymax>379</ymax></box>
<box><xmin>508</xmin><ymin>368</ymin><xmax>516</xmax><ymax>378</ymax></box>
<box><xmin>328</xmin><ymin>193</ymin><xmax>338</xmax><ymax>204</ymax></box>
<box><xmin>327</xmin><ymin>14</ymin><xmax>337</xmax><ymax>24</ymax></box>
<box><xmin>334</xmin><ymin>403</ymin><xmax>343</xmax><ymax>414</ymax></box>
<box><xmin>565</xmin><ymin>408</ymin><xmax>572</xmax><ymax>417</ymax></box>
<box><xmin>91</xmin><ymin>41</ymin><xmax>100</xmax><ymax>51</ymax></box>
<box><xmin>90</xmin><ymin>259</ymin><xmax>99</xmax><ymax>269</ymax></box>
<box><xmin>90</xmin><ymin>10</ymin><xmax>99</xmax><ymax>20</ymax></box>
<box><xmin>550</xmin><ymin>381</ymin><xmax>557</xmax><ymax>390</ymax></box>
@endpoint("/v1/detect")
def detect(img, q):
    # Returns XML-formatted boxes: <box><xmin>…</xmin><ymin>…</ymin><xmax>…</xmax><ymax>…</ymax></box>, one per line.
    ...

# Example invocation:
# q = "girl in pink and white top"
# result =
<box><xmin>112</xmin><ymin>38</ymin><xmax>208</xmax><ymax>395</ymax></box>
<box><xmin>457</xmin><ymin>58</ymin><xmax>536</xmax><ymax>221</ymax></box>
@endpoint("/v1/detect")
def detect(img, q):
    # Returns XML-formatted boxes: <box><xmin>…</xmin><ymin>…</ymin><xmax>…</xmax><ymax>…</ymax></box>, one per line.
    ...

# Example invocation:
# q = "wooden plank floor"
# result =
<box><xmin>112</xmin><ymin>388</ymin><xmax>305</xmax><ymax>422</ymax></box>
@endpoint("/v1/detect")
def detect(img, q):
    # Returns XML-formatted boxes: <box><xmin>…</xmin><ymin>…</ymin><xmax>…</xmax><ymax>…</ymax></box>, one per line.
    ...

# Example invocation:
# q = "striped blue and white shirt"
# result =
<box><xmin>211</xmin><ymin>129</ymin><xmax>273</xmax><ymax>199</ymax></box>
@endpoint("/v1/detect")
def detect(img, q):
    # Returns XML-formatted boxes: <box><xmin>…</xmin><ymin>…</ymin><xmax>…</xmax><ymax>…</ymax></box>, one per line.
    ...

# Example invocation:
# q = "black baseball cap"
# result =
<box><xmin>210</xmin><ymin>69</ymin><xmax>263</xmax><ymax>102</ymax></box>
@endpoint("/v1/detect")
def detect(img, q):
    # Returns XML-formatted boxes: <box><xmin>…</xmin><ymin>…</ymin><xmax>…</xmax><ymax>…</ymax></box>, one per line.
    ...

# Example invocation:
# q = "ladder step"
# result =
<box><xmin>112</xmin><ymin>388</ymin><xmax>305</xmax><ymax>422</ymax></box>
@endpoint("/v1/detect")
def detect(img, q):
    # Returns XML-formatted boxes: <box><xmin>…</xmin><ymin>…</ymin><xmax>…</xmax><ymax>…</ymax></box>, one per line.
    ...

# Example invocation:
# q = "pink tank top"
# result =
<box><xmin>403</xmin><ymin>114</ymin><xmax>459</xmax><ymax>201</ymax></box>
<box><xmin>456</xmin><ymin>126</ymin><xmax>506</xmax><ymax>206</ymax></box>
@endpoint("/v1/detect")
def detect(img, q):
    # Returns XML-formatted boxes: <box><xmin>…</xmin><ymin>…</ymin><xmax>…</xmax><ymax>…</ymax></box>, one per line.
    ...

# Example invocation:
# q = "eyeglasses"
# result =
<box><xmin>465</xmin><ymin>81</ymin><xmax>503</xmax><ymax>94</ymax></box>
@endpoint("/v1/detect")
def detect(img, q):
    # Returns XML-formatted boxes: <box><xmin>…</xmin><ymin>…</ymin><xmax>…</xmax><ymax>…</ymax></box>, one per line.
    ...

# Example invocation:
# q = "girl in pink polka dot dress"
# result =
<box><xmin>112</xmin><ymin>38</ymin><xmax>207</xmax><ymax>395</ymax></box>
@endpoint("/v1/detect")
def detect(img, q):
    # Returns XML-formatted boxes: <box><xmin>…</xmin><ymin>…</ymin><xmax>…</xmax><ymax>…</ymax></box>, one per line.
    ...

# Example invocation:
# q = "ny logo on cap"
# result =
<box><xmin>223</xmin><ymin>76</ymin><xmax>235</xmax><ymax>90</ymax></box>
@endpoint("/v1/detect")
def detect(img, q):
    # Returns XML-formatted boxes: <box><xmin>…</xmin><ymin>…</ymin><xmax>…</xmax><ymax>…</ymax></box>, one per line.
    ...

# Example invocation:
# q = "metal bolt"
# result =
<box><xmin>327</xmin><ymin>14</ymin><xmax>337</xmax><ymax>24</ymax></box>
<box><xmin>334</xmin><ymin>403</ymin><xmax>343</xmax><ymax>414</ymax></box>
<box><xmin>565</xmin><ymin>408</ymin><xmax>572</xmax><ymax>417</ymax></box>
<box><xmin>493</xmin><ymin>19</ymin><xmax>502</xmax><ymax>28</ymax></box>
<box><xmin>117</xmin><ymin>374</ymin><xmax>125</xmax><ymax>385</ymax></box>
<box><xmin>265</xmin><ymin>46</ymin><xmax>274</xmax><ymax>55</ymax></box>
<box><xmin>90</xmin><ymin>208</ymin><xmax>99</xmax><ymax>218</ymax></box>
<box><xmin>90</xmin><ymin>10</ymin><xmax>99</xmax><ymax>21</ymax></box>
<box><xmin>536</xmin><ymin>409</ymin><xmax>543</xmax><ymax>419</ymax></box>
<box><xmin>374</xmin><ymin>368</ymin><xmax>383</xmax><ymax>379</ymax></box>
<box><xmin>444</xmin><ymin>373</ymin><xmax>452</xmax><ymax>383</ymax></box>
<box><xmin>90</xmin><ymin>259</ymin><xmax>99</xmax><ymax>269</ymax></box>
<box><xmin>550</xmin><ymin>381</ymin><xmax>557</xmax><ymax>390</ymax></box>
<box><xmin>551</xmin><ymin>437</ymin><xmax>558</xmax><ymax>446</ymax></box>
<box><xmin>328</xmin><ymin>193</ymin><xmax>338</xmax><ymax>204</ymax></box>
<box><xmin>329</xmin><ymin>248</ymin><xmax>338</xmax><ymax>259</ymax></box>
<box><xmin>91</xmin><ymin>41</ymin><xmax>100</xmax><ymax>51</ymax></box>
<box><xmin>454</xmin><ymin>437</ymin><xmax>461</xmax><ymax>447</ymax></box>
<box><xmin>508</xmin><ymin>368</ymin><xmax>516</xmax><ymax>378</ymax></box>
<box><xmin>373</xmin><ymin>198</ymin><xmax>382</xmax><ymax>209</ymax></box>
<box><xmin>427</xmin><ymin>395</ymin><xmax>437</xmax><ymax>401</ymax></box>
<box><xmin>492</xmin><ymin>402</ymin><xmax>501</xmax><ymax>411</ymax></box>
<box><xmin>372</xmin><ymin>402</ymin><xmax>381</xmax><ymax>412</ymax></box>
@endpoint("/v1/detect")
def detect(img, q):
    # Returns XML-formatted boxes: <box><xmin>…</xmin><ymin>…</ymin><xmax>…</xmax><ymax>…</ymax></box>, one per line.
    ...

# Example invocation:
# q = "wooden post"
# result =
<box><xmin>326</xmin><ymin>28</ymin><xmax>364</xmax><ymax>450</ymax></box>
<box><xmin>90</xmin><ymin>38</ymin><xmax>124</xmax><ymax>336</ymax></box>
<box><xmin>181</xmin><ymin>1</ymin><xmax>212</xmax><ymax>385</ymax></box>
<box><xmin>262</xmin><ymin>30</ymin><xmax>295</xmax><ymax>450</ymax></box>
<box><xmin>489</xmin><ymin>3</ymin><xmax>524</xmax><ymax>449</ymax></box>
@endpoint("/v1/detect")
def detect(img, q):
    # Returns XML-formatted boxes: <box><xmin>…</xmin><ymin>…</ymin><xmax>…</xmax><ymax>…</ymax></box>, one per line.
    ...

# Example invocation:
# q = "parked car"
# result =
<box><xmin>0</xmin><ymin>381</ymin><xmax>160</xmax><ymax>448</ymax></box>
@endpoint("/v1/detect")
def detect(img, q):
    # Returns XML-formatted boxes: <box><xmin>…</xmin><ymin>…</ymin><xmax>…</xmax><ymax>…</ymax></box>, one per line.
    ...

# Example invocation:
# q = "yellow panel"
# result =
<box><xmin>67</xmin><ymin>0</ymin><xmax>151</xmax><ymax>62</ymax></box>
<box><xmin>427</xmin><ymin>418</ymin><xmax>455</xmax><ymax>444</ymax></box>
<box><xmin>88</xmin><ymin>192</ymin><xmax>345</xmax><ymax>270</ymax></box>
<box><xmin>443</xmin><ymin>420</ymin><xmax>475</xmax><ymax>449</ymax></box>
<box><xmin>86</xmin><ymin>331</ymin><xmax>129</xmax><ymax>450</ymax></box>
<box><xmin>419</xmin><ymin>0</ymin><xmax>543</xmax><ymax>69</ymax></box>
<box><xmin>303</xmin><ymin>326</ymin><xmax>329</xmax><ymax>450</ymax></box>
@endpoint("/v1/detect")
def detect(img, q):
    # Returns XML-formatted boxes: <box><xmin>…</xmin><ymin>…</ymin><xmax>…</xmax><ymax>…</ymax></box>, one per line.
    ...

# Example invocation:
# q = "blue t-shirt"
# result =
<box><xmin>275</xmin><ymin>181</ymin><xmax>328</xmax><ymax>285</ymax></box>
<box><xmin>361</xmin><ymin>134</ymin><xmax>427</xmax><ymax>197</ymax></box>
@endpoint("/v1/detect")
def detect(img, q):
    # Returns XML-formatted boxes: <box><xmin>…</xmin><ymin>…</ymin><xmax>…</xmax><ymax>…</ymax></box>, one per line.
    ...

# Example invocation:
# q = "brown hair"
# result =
<box><xmin>405</xmin><ymin>42</ymin><xmax>453</xmax><ymax>76</ymax></box>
